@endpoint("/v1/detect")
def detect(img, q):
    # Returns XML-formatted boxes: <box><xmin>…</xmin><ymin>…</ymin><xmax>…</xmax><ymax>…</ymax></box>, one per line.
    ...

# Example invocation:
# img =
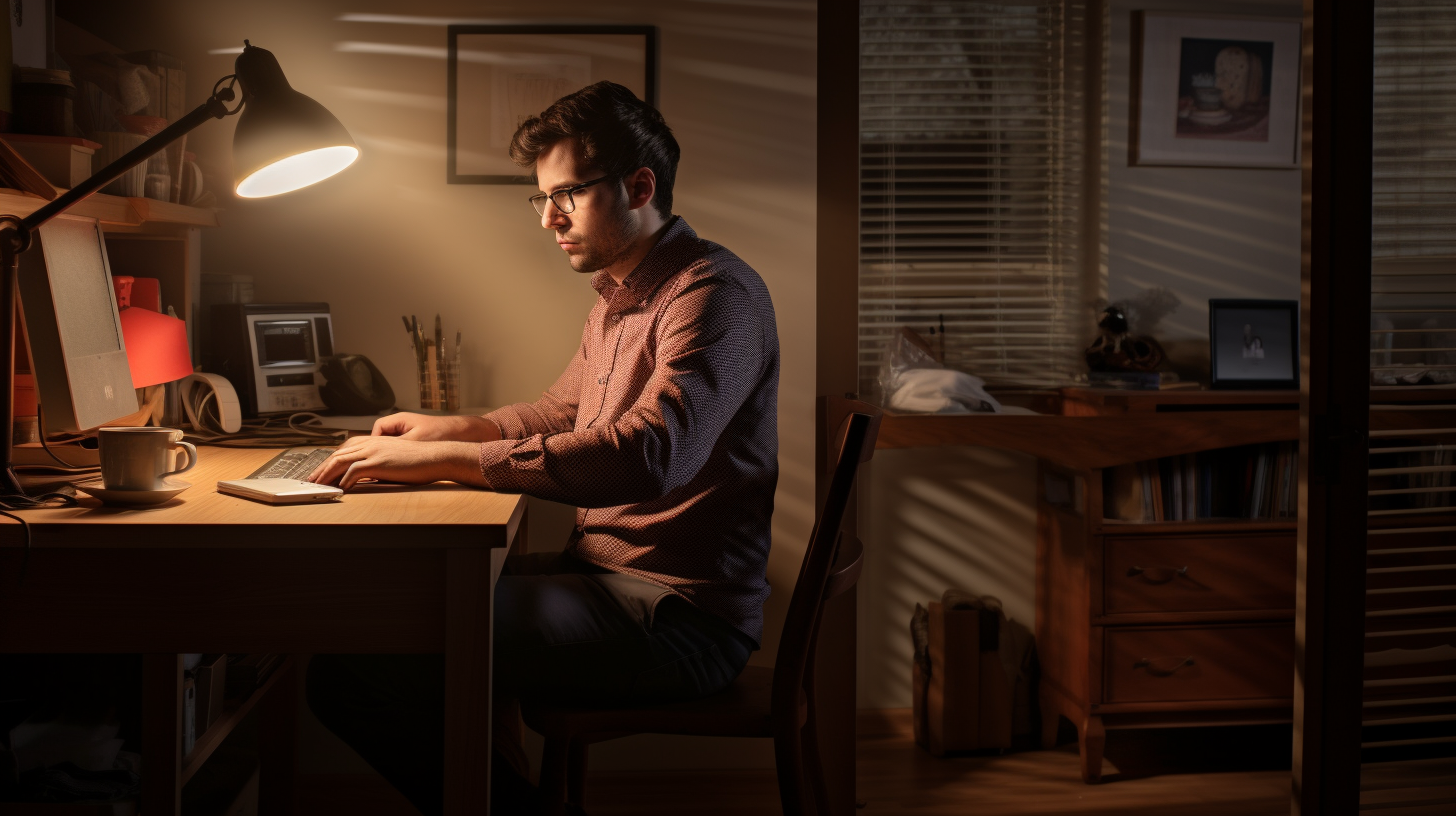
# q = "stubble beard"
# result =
<box><xmin>563</xmin><ymin>193</ymin><xmax>637</xmax><ymax>274</ymax></box>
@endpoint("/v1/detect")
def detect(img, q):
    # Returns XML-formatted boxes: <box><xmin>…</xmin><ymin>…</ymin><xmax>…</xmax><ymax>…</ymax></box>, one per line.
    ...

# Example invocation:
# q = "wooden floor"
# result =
<box><xmin>300</xmin><ymin>709</ymin><xmax>1294</xmax><ymax>815</ymax></box>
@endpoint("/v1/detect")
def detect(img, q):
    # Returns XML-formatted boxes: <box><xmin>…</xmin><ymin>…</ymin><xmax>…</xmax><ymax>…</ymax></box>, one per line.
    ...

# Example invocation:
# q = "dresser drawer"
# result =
<box><xmin>1102</xmin><ymin>534</ymin><xmax>1294</xmax><ymax>615</ymax></box>
<box><xmin>1103</xmin><ymin>623</ymin><xmax>1294</xmax><ymax>704</ymax></box>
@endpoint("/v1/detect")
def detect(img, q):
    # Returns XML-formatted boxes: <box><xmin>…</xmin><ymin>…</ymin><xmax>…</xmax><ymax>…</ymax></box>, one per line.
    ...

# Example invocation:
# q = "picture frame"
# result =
<box><xmin>446</xmin><ymin>24</ymin><xmax>658</xmax><ymax>184</ymax></box>
<box><xmin>1208</xmin><ymin>299</ymin><xmax>1299</xmax><ymax>390</ymax></box>
<box><xmin>1130</xmin><ymin>12</ymin><xmax>1302</xmax><ymax>168</ymax></box>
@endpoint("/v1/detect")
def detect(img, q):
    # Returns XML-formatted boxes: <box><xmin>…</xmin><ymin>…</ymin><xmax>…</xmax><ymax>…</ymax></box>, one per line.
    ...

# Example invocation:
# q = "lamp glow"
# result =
<box><xmin>236</xmin><ymin>145</ymin><xmax>359</xmax><ymax>198</ymax></box>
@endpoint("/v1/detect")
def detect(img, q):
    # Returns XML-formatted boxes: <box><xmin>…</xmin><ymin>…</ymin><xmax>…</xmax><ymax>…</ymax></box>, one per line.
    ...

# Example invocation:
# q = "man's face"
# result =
<box><xmin>535</xmin><ymin>141</ymin><xmax>635</xmax><ymax>274</ymax></box>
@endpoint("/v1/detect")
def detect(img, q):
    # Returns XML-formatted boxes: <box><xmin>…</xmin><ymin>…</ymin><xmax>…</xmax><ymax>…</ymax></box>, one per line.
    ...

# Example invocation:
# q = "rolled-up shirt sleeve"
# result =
<box><xmin>478</xmin><ymin>277</ymin><xmax>763</xmax><ymax>507</ymax></box>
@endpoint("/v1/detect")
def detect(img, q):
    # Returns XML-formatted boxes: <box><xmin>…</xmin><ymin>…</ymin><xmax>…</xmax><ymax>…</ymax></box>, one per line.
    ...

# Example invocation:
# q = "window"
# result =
<box><xmin>1371</xmin><ymin>0</ymin><xmax>1456</xmax><ymax>389</ymax></box>
<box><xmin>859</xmin><ymin>0</ymin><xmax>1089</xmax><ymax>395</ymax></box>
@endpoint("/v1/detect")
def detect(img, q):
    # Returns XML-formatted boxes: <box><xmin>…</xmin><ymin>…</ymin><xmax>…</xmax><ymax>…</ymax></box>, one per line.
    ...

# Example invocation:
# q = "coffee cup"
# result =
<box><xmin>99</xmin><ymin>427</ymin><xmax>197</xmax><ymax>491</ymax></box>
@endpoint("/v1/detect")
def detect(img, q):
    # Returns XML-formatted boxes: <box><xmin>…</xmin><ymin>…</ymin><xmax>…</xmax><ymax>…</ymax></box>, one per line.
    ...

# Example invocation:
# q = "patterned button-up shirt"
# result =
<box><xmin>480</xmin><ymin>217</ymin><xmax>779</xmax><ymax>645</ymax></box>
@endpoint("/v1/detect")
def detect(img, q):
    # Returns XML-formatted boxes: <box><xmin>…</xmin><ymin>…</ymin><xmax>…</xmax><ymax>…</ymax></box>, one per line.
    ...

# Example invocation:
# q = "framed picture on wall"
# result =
<box><xmin>1208</xmin><ymin>299</ymin><xmax>1299</xmax><ymax>390</ymax></box>
<box><xmin>1130</xmin><ymin>13</ymin><xmax>1302</xmax><ymax>168</ymax></box>
<box><xmin>447</xmin><ymin>24</ymin><xmax>658</xmax><ymax>184</ymax></box>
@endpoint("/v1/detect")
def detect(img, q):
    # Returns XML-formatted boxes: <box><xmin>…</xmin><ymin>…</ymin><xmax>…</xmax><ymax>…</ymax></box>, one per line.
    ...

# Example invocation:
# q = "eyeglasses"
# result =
<box><xmin>529</xmin><ymin>176</ymin><xmax>611</xmax><ymax>216</ymax></box>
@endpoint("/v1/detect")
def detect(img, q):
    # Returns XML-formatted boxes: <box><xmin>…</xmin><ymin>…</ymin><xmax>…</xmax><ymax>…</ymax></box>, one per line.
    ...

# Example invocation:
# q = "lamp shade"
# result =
<box><xmin>232</xmin><ymin>43</ymin><xmax>359</xmax><ymax>198</ymax></box>
<box><xmin>113</xmin><ymin>277</ymin><xmax>193</xmax><ymax>388</ymax></box>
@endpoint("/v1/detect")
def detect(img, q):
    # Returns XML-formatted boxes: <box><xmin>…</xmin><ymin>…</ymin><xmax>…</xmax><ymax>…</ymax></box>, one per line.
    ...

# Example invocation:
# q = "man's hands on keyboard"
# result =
<box><xmin>306</xmin><ymin>436</ymin><xmax>487</xmax><ymax>490</ymax></box>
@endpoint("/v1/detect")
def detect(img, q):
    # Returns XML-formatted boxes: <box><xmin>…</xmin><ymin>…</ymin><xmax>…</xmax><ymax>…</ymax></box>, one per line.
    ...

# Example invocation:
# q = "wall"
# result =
<box><xmin>857</xmin><ymin>0</ymin><xmax>1303</xmax><ymax>709</ymax></box>
<box><xmin>57</xmin><ymin>0</ymin><xmax>815</xmax><ymax>771</ymax></box>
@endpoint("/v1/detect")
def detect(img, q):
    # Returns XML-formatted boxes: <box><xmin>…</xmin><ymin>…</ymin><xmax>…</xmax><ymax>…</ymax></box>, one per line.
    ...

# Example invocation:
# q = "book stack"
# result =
<box><xmin>1103</xmin><ymin>441</ymin><xmax>1298</xmax><ymax>521</ymax></box>
<box><xmin>119</xmin><ymin>51</ymin><xmax>187</xmax><ymax>123</ymax></box>
<box><xmin>1088</xmin><ymin>370</ymin><xmax>1200</xmax><ymax>390</ymax></box>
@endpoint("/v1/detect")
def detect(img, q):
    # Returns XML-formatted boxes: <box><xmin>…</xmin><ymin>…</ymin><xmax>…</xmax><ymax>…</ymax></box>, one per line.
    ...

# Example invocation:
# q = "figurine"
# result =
<box><xmin>1085</xmin><ymin>304</ymin><xmax>1166</xmax><ymax>372</ymax></box>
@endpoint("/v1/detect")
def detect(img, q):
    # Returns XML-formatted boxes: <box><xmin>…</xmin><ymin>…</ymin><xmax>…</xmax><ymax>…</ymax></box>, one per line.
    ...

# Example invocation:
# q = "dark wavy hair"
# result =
<box><xmin>509</xmin><ymin>81</ymin><xmax>679</xmax><ymax>218</ymax></box>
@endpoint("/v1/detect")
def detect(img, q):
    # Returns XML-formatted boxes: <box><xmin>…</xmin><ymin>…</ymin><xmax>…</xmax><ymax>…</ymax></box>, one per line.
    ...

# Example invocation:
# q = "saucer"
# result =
<box><xmin>75</xmin><ymin>478</ymin><xmax>191</xmax><ymax>506</ymax></box>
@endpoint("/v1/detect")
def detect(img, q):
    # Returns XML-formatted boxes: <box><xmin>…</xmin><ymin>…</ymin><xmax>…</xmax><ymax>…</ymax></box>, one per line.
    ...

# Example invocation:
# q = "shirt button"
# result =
<box><xmin>598</xmin><ymin>376</ymin><xmax>607</xmax><ymax>384</ymax></box>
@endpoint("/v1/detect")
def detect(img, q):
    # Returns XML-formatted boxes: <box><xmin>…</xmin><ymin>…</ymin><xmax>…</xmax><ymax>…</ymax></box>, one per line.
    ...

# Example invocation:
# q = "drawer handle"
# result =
<box><xmin>1127</xmin><ymin>565</ymin><xmax>1188</xmax><ymax>583</ymax></box>
<box><xmin>1133</xmin><ymin>656</ymin><xmax>1196</xmax><ymax>676</ymax></box>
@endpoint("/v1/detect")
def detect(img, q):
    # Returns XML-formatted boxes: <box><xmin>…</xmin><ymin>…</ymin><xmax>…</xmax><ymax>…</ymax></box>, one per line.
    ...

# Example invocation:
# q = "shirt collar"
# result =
<box><xmin>590</xmin><ymin>216</ymin><xmax>695</xmax><ymax>297</ymax></box>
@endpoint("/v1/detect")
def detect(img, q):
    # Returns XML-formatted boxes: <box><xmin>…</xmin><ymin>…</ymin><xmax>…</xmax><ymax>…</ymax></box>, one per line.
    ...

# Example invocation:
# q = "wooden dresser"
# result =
<box><xmin>822</xmin><ymin>389</ymin><xmax>1300</xmax><ymax>784</ymax></box>
<box><xmin>1037</xmin><ymin>388</ymin><xmax>1299</xmax><ymax>782</ymax></box>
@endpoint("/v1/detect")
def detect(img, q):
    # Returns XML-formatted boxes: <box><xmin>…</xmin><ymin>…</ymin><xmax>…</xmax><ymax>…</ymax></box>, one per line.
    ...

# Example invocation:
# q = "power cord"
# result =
<box><xmin>181</xmin><ymin>412</ymin><xmax>347</xmax><ymax>448</ymax></box>
<box><xmin>1</xmin><ymin>492</ymin><xmax>80</xmax><ymax>587</ymax></box>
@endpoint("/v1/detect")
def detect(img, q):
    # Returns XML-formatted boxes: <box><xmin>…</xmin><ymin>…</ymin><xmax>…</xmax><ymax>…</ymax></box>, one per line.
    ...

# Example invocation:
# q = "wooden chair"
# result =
<box><xmin>521</xmin><ymin>403</ymin><xmax>882</xmax><ymax>816</ymax></box>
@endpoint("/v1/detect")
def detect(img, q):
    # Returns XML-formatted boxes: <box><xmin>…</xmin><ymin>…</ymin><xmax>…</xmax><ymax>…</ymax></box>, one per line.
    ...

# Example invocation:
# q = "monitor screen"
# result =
<box><xmin>253</xmin><ymin>319</ymin><xmax>316</xmax><ymax>366</ymax></box>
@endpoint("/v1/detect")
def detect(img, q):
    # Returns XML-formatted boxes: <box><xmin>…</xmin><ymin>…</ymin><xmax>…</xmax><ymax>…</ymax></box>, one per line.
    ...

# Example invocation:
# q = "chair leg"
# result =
<box><xmin>802</xmin><ymin>707</ymin><xmax>830</xmax><ymax>816</ymax></box>
<box><xmin>773</xmin><ymin>726</ymin><xmax>807</xmax><ymax>816</ymax></box>
<box><xmin>566</xmin><ymin>738</ymin><xmax>589</xmax><ymax>810</ymax></box>
<box><xmin>538</xmin><ymin>735</ymin><xmax>571</xmax><ymax>816</ymax></box>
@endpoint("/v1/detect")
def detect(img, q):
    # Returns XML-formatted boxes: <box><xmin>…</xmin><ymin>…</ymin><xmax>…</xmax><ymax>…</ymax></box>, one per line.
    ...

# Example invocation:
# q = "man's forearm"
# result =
<box><xmin>441</xmin><ymin>440</ymin><xmax>491</xmax><ymax>488</ymax></box>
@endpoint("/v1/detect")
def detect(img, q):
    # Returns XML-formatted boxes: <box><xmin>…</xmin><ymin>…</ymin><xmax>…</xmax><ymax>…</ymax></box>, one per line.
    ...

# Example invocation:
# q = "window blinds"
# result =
<box><xmin>1371</xmin><ymin>1</ymin><xmax>1456</xmax><ymax>388</ymax></box>
<box><xmin>1373</xmin><ymin>0</ymin><xmax>1456</xmax><ymax>258</ymax></box>
<box><xmin>1361</xmin><ymin>2</ymin><xmax>1456</xmax><ymax>802</ymax></box>
<box><xmin>859</xmin><ymin>0</ymin><xmax>1086</xmax><ymax>395</ymax></box>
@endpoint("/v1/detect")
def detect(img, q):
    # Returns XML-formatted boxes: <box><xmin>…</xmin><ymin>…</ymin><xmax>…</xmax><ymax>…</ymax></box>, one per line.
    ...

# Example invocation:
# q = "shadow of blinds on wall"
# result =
<box><xmin>1363</xmin><ymin>0</ymin><xmax>1456</xmax><ymax>809</ymax></box>
<box><xmin>859</xmin><ymin>0</ymin><xmax>1086</xmax><ymax>397</ymax></box>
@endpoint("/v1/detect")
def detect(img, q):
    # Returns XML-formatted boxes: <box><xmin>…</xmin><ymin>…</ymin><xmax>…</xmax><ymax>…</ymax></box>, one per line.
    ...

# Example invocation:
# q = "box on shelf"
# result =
<box><xmin>0</xmin><ymin>133</ymin><xmax>101</xmax><ymax>189</ymax></box>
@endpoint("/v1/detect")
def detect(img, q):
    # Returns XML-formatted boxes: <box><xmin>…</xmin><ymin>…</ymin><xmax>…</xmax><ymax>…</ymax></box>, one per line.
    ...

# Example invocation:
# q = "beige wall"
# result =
<box><xmin>857</xmin><ymin>0</ymin><xmax>1303</xmax><ymax>709</ymax></box>
<box><xmin>59</xmin><ymin>0</ymin><xmax>814</xmax><ymax>771</ymax></box>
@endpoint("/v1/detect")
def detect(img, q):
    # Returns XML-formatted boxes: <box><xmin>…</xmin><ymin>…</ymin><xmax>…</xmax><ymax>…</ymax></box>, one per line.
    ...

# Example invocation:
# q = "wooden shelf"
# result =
<box><xmin>878</xmin><ymin>411</ymin><xmax>1299</xmax><ymax>469</ymax></box>
<box><xmin>1096</xmin><ymin>519</ymin><xmax>1298</xmax><ymax>535</ymax></box>
<box><xmin>1064</xmin><ymin>387</ymin><xmax>1300</xmax><ymax>415</ymax></box>
<box><xmin>0</xmin><ymin>187</ymin><xmax>219</xmax><ymax>232</ymax></box>
<box><xmin>181</xmin><ymin>656</ymin><xmax>294</xmax><ymax>787</ymax></box>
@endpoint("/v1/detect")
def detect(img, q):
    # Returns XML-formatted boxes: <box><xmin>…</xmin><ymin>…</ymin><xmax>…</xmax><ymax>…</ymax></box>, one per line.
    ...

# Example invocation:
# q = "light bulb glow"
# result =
<box><xmin>235</xmin><ymin>145</ymin><xmax>359</xmax><ymax>197</ymax></box>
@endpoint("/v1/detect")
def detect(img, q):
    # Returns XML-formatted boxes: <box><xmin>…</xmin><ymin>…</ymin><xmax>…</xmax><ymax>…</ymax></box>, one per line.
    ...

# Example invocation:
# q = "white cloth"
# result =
<box><xmin>886</xmin><ymin>368</ymin><xmax>1003</xmax><ymax>414</ymax></box>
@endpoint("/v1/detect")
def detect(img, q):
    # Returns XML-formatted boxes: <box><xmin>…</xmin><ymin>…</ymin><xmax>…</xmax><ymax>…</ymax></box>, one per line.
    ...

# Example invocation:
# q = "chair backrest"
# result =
<box><xmin>771</xmin><ymin>401</ymin><xmax>882</xmax><ymax>712</ymax></box>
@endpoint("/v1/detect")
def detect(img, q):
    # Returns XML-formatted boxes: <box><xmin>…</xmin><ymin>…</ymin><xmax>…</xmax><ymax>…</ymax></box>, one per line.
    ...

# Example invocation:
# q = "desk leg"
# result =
<box><xmin>445</xmin><ymin>548</ymin><xmax>495</xmax><ymax>816</ymax></box>
<box><xmin>259</xmin><ymin>657</ymin><xmax>298</xmax><ymax>815</ymax></box>
<box><xmin>142</xmin><ymin>653</ymin><xmax>183</xmax><ymax>816</ymax></box>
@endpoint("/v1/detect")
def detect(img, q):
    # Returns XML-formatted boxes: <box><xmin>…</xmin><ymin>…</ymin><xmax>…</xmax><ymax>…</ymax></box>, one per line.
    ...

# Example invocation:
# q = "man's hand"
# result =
<box><xmin>371</xmin><ymin>412</ymin><xmax>502</xmax><ymax>442</ymax></box>
<box><xmin>307</xmin><ymin>437</ymin><xmax>486</xmax><ymax>490</ymax></box>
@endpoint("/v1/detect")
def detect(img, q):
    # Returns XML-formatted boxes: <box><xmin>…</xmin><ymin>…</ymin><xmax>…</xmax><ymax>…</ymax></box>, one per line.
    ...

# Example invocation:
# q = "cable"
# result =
<box><xmin>11</xmin><ymin>403</ymin><xmax>99</xmax><ymax>473</ymax></box>
<box><xmin>181</xmin><ymin>412</ymin><xmax>347</xmax><ymax>449</ymax></box>
<box><xmin>0</xmin><ymin>491</ymin><xmax>80</xmax><ymax>586</ymax></box>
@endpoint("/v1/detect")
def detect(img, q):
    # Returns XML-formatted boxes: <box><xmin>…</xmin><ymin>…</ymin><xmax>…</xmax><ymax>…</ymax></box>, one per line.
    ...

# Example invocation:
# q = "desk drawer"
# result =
<box><xmin>1103</xmin><ymin>623</ymin><xmax>1294</xmax><ymax>704</ymax></box>
<box><xmin>1102</xmin><ymin>534</ymin><xmax>1294</xmax><ymax>615</ymax></box>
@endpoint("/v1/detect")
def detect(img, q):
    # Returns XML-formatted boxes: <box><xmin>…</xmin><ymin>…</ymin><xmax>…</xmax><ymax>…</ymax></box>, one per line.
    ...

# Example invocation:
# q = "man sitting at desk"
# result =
<box><xmin>305</xmin><ymin>81</ymin><xmax>779</xmax><ymax>815</ymax></box>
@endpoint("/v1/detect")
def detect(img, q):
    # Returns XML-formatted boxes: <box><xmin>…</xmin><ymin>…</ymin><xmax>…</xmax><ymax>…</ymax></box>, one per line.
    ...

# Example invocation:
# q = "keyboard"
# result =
<box><xmin>246</xmin><ymin>447</ymin><xmax>335</xmax><ymax>480</ymax></box>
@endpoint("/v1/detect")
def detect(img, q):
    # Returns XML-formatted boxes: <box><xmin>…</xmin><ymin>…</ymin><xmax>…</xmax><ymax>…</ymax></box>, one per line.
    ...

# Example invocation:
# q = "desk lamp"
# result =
<box><xmin>0</xmin><ymin>42</ymin><xmax>358</xmax><ymax>498</ymax></box>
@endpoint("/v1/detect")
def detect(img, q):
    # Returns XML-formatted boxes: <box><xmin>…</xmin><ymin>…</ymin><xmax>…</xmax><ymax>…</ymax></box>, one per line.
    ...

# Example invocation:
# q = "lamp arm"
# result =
<box><xmin>21</xmin><ymin>92</ymin><xmax>234</xmax><ymax>235</ymax></box>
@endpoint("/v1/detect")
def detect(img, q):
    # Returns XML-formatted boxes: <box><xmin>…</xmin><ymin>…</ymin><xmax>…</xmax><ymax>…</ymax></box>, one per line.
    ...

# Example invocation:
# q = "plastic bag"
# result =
<box><xmin>879</xmin><ymin>328</ymin><xmax>1002</xmax><ymax>414</ymax></box>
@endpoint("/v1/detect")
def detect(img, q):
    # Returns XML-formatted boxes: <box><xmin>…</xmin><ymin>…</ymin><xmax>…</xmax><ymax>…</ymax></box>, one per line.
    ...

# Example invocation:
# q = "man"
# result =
<box><xmin>305</xmin><ymin>81</ymin><xmax>780</xmax><ymax>815</ymax></box>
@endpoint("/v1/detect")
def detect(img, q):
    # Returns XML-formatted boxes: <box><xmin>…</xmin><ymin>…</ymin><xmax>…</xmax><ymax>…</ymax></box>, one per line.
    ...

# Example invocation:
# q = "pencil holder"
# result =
<box><xmin>417</xmin><ymin>366</ymin><xmax>438</xmax><ymax>410</ymax></box>
<box><xmin>443</xmin><ymin>358</ymin><xmax>461</xmax><ymax>412</ymax></box>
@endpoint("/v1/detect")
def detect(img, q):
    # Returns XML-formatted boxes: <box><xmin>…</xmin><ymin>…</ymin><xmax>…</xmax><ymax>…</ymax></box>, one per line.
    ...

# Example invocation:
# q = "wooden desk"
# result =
<box><xmin>0</xmin><ymin>447</ymin><xmax>527</xmax><ymax>816</ymax></box>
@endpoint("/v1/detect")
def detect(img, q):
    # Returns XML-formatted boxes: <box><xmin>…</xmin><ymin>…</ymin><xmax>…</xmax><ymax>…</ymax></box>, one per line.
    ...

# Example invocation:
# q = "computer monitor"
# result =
<box><xmin>17</xmin><ymin>215</ymin><xmax>139</xmax><ymax>433</ymax></box>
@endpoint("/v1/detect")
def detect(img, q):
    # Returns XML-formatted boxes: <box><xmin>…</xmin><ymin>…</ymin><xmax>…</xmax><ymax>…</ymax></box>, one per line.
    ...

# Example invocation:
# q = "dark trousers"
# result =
<box><xmin>306</xmin><ymin>551</ymin><xmax>755</xmax><ymax>816</ymax></box>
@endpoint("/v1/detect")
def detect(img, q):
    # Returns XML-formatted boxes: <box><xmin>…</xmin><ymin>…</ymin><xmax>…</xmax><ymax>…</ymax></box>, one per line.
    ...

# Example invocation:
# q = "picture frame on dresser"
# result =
<box><xmin>1208</xmin><ymin>299</ymin><xmax>1299</xmax><ymax>390</ymax></box>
